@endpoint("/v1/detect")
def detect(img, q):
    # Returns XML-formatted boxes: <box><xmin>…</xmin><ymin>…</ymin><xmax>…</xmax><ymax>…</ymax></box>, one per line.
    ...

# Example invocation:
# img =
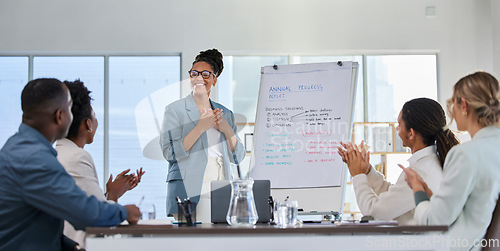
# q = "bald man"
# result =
<box><xmin>0</xmin><ymin>78</ymin><xmax>141</xmax><ymax>251</ymax></box>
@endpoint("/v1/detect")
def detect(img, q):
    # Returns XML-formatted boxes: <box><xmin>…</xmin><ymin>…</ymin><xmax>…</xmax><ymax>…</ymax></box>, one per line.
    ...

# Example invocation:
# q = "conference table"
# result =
<box><xmin>86</xmin><ymin>222</ymin><xmax>449</xmax><ymax>251</ymax></box>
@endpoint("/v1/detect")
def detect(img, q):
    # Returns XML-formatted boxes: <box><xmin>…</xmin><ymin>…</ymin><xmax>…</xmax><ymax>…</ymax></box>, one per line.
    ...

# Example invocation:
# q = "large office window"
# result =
<box><xmin>0</xmin><ymin>55</ymin><xmax>180</xmax><ymax>219</ymax></box>
<box><xmin>366</xmin><ymin>55</ymin><xmax>438</xmax><ymax>122</ymax></box>
<box><xmin>109</xmin><ymin>56</ymin><xmax>180</xmax><ymax>219</ymax></box>
<box><xmin>0</xmin><ymin>57</ymin><xmax>28</xmax><ymax>146</ymax></box>
<box><xmin>33</xmin><ymin>56</ymin><xmax>106</xmax><ymax>184</ymax></box>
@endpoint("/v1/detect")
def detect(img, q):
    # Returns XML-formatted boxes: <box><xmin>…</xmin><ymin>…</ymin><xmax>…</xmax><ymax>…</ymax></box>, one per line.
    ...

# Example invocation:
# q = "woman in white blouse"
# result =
<box><xmin>56</xmin><ymin>80</ymin><xmax>145</xmax><ymax>247</ymax></box>
<box><xmin>403</xmin><ymin>72</ymin><xmax>500</xmax><ymax>251</ymax></box>
<box><xmin>338</xmin><ymin>98</ymin><xmax>459</xmax><ymax>224</ymax></box>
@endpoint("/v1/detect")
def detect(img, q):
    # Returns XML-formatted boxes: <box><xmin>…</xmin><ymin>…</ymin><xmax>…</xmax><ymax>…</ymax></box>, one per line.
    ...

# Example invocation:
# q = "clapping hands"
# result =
<box><xmin>129</xmin><ymin>167</ymin><xmax>145</xmax><ymax>190</ymax></box>
<box><xmin>337</xmin><ymin>140</ymin><xmax>371</xmax><ymax>176</ymax></box>
<box><xmin>105</xmin><ymin>168</ymin><xmax>145</xmax><ymax>202</ymax></box>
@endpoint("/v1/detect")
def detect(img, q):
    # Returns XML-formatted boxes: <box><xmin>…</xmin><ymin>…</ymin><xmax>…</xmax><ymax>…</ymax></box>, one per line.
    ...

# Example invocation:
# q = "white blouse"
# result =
<box><xmin>206</xmin><ymin>126</ymin><xmax>223</xmax><ymax>157</ymax></box>
<box><xmin>352</xmin><ymin>145</ymin><xmax>443</xmax><ymax>225</ymax></box>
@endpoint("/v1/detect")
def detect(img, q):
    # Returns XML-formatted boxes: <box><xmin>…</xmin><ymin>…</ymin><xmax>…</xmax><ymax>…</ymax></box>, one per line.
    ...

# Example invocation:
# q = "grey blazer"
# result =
<box><xmin>159</xmin><ymin>93</ymin><xmax>245</xmax><ymax>214</ymax></box>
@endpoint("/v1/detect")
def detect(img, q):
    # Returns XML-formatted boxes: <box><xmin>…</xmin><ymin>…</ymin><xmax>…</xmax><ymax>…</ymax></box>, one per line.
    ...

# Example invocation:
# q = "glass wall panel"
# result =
<box><xmin>366</xmin><ymin>55</ymin><xmax>438</xmax><ymax>122</ymax></box>
<box><xmin>109</xmin><ymin>56</ymin><xmax>180</xmax><ymax>218</ymax></box>
<box><xmin>33</xmin><ymin>56</ymin><xmax>106</xmax><ymax>185</ymax></box>
<box><xmin>0</xmin><ymin>57</ymin><xmax>29</xmax><ymax>146</ymax></box>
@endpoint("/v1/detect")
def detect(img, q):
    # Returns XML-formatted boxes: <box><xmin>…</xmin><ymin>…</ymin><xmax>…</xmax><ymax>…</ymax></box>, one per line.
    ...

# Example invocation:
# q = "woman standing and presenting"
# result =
<box><xmin>56</xmin><ymin>80</ymin><xmax>145</xmax><ymax>247</ymax></box>
<box><xmin>338</xmin><ymin>98</ymin><xmax>459</xmax><ymax>224</ymax></box>
<box><xmin>403</xmin><ymin>72</ymin><xmax>500</xmax><ymax>251</ymax></box>
<box><xmin>160</xmin><ymin>49</ymin><xmax>245</xmax><ymax>222</ymax></box>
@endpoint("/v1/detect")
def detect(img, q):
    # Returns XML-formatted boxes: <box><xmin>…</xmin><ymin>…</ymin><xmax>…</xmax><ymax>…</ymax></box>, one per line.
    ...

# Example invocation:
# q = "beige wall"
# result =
<box><xmin>0</xmin><ymin>0</ymin><xmax>498</xmax><ymax>103</ymax></box>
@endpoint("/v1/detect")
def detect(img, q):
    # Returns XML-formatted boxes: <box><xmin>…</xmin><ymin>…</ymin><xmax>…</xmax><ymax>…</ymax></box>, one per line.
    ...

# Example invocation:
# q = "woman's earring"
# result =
<box><xmin>462</xmin><ymin>111</ymin><xmax>467</xmax><ymax>116</ymax></box>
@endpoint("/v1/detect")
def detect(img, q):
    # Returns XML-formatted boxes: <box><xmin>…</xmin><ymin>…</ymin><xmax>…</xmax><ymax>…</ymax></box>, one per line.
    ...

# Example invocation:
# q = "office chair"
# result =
<box><xmin>483</xmin><ymin>197</ymin><xmax>500</xmax><ymax>251</ymax></box>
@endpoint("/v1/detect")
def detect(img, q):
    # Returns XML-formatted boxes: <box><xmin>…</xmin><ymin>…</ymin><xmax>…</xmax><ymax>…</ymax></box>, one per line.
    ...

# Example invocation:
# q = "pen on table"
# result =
<box><xmin>268</xmin><ymin>196</ymin><xmax>275</xmax><ymax>223</ymax></box>
<box><xmin>184</xmin><ymin>198</ymin><xmax>193</xmax><ymax>225</ymax></box>
<box><xmin>185</xmin><ymin>198</ymin><xmax>192</xmax><ymax>213</ymax></box>
<box><xmin>177</xmin><ymin>196</ymin><xmax>192</xmax><ymax>225</ymax></box>
<box><xmin>236</xmin><ymin>164</ymin><xmax>242</xmax><ymax>179</ymax></box>
<box><xmin>136</xmin><ymin>195</ymin><xmax>145</xmax><ymax>207</ymax></box>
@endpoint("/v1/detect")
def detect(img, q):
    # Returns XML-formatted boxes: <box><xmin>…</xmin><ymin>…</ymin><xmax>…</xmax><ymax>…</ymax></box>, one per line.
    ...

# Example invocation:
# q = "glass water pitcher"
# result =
<box><xmin>226</xmin><ymin>178</ymin><xmax>259</xmax><ymax>226</ymax></box>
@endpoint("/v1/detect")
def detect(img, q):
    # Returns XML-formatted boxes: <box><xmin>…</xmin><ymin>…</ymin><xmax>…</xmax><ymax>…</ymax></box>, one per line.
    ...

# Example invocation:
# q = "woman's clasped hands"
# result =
<box><xmin>198</xmin><ymin>108</ymin><xmax>217</xmax><ymax>132</ymax></box>
<box><xmin>213</xmin><ymin>108</ymin><xmax>232</xmax><ymax>134</ymax></box>
<box><xmin>198</xmin><ymin>108</ymin><xmax>232</xmax><ymax>134</ymax></box>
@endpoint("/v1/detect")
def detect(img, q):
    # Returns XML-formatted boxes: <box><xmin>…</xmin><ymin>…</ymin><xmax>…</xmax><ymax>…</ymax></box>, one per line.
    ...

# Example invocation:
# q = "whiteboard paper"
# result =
<box><xmin>251</xmin><ymin>62</ymin><xmax>357</xmax><ymax>189</ymax></box>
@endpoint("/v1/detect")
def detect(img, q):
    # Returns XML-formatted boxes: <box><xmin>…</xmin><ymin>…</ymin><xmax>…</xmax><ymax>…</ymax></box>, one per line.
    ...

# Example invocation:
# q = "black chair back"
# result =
<box><xmin>483</xmin><ymin>197</ymin><xmax>500</xmax><ymax>250</ymax></box>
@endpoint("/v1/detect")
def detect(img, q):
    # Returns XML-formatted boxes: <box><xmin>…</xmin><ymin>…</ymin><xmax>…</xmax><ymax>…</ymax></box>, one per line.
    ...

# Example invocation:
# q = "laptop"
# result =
<box><xmin>211</xmin><ymin>180</ymin><xmax>271</xmax><ymax>224</ymax></box>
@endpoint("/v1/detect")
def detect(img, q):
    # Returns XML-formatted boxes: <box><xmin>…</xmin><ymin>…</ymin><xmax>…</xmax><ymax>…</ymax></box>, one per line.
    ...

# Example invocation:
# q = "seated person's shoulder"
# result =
<box><xmin>7</xmin><ymin>142</ymin><xmax>52</xmax><ymax>164</ymax></box>
<box><xmin>57</xmin><ymin>146</ymin><xmax>93</xmax><ymax>171</ymax></box>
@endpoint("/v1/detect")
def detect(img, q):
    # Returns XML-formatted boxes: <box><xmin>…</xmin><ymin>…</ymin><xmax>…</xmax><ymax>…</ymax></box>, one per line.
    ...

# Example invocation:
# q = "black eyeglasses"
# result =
<box><xmin>188</xmin><ymin>70</ymin><xmax>216</xmax><ymax>79</ymax></box>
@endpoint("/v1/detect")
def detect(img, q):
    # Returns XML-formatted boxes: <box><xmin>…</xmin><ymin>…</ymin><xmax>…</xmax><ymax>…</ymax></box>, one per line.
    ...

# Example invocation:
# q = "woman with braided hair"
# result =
<box><xmin>160</xmin><ymin>49</ymin><xmax>245</xmax><ymax>222</ymax></box>
<box><xmin>338</xmin><ymin>97</ymin><xmax>459</xmax><ymax>224</ymax></box>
